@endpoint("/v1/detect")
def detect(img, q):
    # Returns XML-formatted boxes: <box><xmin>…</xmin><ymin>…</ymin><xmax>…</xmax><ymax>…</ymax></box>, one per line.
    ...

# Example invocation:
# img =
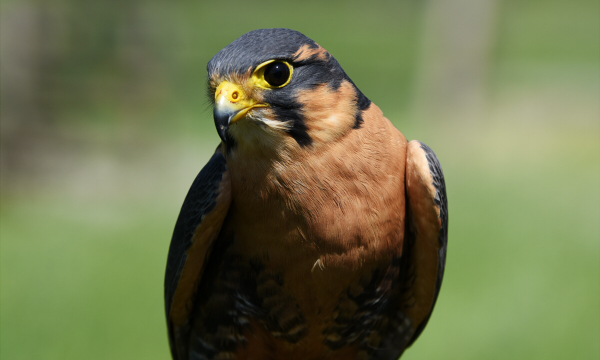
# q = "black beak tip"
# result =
<box><xmin>216</xmin><ymin>124</ymin><xmax>228</xmax><ymax>143</ymax></box>
<box><xmin>213</xmin><ymin>107</ymin><xmax>234</xmax><ymax>143</ymax></box>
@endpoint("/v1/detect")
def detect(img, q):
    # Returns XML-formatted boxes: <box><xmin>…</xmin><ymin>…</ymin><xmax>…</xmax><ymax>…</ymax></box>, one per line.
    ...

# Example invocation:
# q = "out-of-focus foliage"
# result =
<box><xmin>1</xmin><ymin>0</ymin><xmax>598</xmax><ymax>359</ymax></box>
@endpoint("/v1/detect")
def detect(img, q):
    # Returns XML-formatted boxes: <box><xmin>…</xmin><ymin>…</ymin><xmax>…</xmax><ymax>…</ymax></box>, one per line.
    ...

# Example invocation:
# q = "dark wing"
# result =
<box><xmin>402</xmin><ymin>140</ymin><xmax>448</xmax><ymax>349</ymax></box>
<box><xmin>164</xmin><ymin>146</ymin><xmax>232</xmax><ymax>359</ymax></box>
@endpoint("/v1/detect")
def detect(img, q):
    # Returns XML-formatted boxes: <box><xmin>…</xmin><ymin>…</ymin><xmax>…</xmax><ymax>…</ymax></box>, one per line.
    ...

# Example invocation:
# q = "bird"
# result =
<box><xmin>164</xmin><ymin>28</ymin><xmax>448</xmax><ymax>360</ymax></box>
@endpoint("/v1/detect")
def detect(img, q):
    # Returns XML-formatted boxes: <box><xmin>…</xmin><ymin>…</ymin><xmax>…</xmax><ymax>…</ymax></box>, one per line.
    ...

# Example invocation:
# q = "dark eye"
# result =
<box><xmin>263</xmin><ymin>62</ymin><xmax>291</xmax><ymax>87</ymax></box>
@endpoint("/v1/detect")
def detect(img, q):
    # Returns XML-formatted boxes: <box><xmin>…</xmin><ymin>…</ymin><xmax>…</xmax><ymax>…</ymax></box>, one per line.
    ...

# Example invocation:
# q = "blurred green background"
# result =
<box><xmin>1</xmin><ymin>0</ymin><xmax>598</xmax><ymax>359</ymax></box>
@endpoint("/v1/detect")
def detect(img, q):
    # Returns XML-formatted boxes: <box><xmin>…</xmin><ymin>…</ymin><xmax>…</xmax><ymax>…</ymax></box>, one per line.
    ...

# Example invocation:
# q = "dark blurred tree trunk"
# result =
<box><xmin>1</xmin><ymin>2</ymin><xmax>49</xmax><ymax>184</ymax></box>
<box><xmin>0</xmin><ymin>0</ymin><xmax>166</xmax><ymax>191</ymax></box>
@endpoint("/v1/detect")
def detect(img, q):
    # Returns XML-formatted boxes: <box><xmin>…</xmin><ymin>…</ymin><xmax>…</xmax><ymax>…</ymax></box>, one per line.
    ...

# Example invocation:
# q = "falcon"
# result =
<box><xmin>164</xmin><ymin>28</ymin><xmax>448</xmax><ymax>360</ymax></box>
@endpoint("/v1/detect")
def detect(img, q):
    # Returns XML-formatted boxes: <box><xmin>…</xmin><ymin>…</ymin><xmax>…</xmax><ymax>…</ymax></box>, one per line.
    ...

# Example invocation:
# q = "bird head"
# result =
<box><xmin>207</xmin><ymin>28</ymin><xmax>371</xmax><ymax>156</ymax></box>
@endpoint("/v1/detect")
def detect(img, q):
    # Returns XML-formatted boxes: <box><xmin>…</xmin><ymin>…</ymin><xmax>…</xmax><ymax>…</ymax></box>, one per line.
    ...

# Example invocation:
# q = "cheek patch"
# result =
<box><xmin>295</xmin><ymin>80</ymin><xmax>358</xmax><ymax>143</ymax></box>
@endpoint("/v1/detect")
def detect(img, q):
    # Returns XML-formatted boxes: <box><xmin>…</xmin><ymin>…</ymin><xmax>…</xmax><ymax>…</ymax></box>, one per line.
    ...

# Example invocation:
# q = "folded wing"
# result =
<box><xmin>164</xmin><ymin>147</ymin><xmax>232</xmax><ymax>359</ymax></box>
<box><xmin>402</xmin><ymin>140</ymin><xmax>448</xmax><ymax>348</ymax></box>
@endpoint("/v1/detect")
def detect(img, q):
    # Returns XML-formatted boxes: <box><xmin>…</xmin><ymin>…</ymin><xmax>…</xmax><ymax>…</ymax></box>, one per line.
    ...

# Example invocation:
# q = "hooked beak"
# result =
<box><xmin>213</xmin><ymin>81</ymin><xmax>268</xmax><ymax>143</ymax></box>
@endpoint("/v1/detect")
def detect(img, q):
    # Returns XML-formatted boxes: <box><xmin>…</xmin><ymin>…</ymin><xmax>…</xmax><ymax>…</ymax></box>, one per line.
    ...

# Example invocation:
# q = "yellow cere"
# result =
<box><xmin>214</xmin><ymin>80</ymin><xmax>269</xmax><ymax>124</ymax></box>
<box><xmin>215</xmin><ymin>81</ymin><xmax>246</xmax><ymax>103</ymax></box>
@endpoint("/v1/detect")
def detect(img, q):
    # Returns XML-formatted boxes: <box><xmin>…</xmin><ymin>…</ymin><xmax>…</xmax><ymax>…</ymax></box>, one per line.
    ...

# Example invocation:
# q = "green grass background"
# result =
<box><xmin>1</xmin><ymin>0</ymin><xmax>598</xmax><ymax>359</ymax></box>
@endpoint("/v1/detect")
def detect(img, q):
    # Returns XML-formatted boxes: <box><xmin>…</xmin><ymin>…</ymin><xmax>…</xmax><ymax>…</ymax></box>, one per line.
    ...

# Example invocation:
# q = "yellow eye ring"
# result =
<box><xmin>251</xmin><ymin>60</ymin><xmax>293</xmax><ymax>89</ymax></box>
